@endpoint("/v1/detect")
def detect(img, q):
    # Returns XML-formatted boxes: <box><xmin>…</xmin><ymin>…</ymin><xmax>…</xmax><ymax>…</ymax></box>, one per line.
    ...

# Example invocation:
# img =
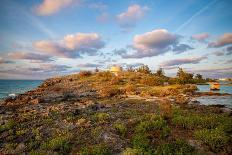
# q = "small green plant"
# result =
<box><xmin>155</xmin><ymin>139</ymin><xmax>195</xmax><ymax>155</ymax></box>
<box><xmin>0</xmin><ymin>119</ymin><xmax>16</xmax><ymax>132</ymax></box>
<box><xmin>79</xmin><ymin>145</ymin><xmax>111</xmax><ymax>155</ymax></box>
<box><xmin>41</xmin><ymin>135</ymin><xmax>71</xmax><ymax>153</ymax></box>
<box><xmin>135</xmin><ymin>116</ymin><xmax>166</xmax><ymax>133</ymax></box>
<box><xmin>122</xmin><ymin>148</ymin><xmax>143</xmax><ymax>155</ymax></box>
<box><xmin>113</xmin><ymin>122</ymin><xmax>127</xmax><ymax>137</ymax></box>
<box><xmin>94</xmin><ymin>112</ymin><xmax>110</xmax><ymax>122</ymax></box>
<box><xmin>194</xmin><ymin>128</ymin><xmax>229</xmax><ymax>150</ymax></box>
<box><xmin>132</xmin><ymin>134</ymin><xmax>151</xmax><ymax>151</ymax></box>
<box><xmin>161</xmin><ymin>126</ymin><xmax>171</xmax><ymax>139</ymax></box>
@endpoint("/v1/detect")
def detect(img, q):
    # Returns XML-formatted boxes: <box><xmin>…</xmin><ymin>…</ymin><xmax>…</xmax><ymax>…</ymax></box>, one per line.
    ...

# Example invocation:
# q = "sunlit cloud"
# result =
<box><xmin>117</xmin><ymin>4</ymin><xmax>148</xmax><ymax>30</ymax></box>
<box><xmin>34</xmin><ymin>33</ymin><xmax>105</xmax><ymax>58</ymax></box>
<box><xmin>8</xmin><ymin>52</ymin><xmax>53</xmax><ymax>63</ymax></box>
<box><xmin>191</xmin><ymin>33</ymin><xmax>210</xmax><ymax>42</ymax></box>
<box><xmin>35</xmin><ymin>0</ymin><xmax>77</xmax><ymax>16</ymax></box>
<box><xmin>160</xmin><ymin>56</ymin><xmax>207</xmax><ymax>67</ymax></box>
<box><xmin>122</xmin><ymin>29</ymin><xmax>180</xmax><ymax>58</ymax></box>
<box><xmin>208</xmin><ymin>33</ymin><xmax>232</xmax><ymax>47</ymax></box>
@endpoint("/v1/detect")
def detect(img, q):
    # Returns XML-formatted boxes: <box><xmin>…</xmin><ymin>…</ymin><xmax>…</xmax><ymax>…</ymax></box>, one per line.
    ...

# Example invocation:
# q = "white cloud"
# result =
<box><xmin>123</xmin><ymin>29</ymin><xmax>179</xmax><ymax>58</ymax></box>
<box><xmin>34</xmin><ymin>33</ymin><xmax>105</xmax><ymax>58</ymax></box>
<box><xmin>209</xmin><ymin>33</ymin><xmax>232</xmax><ymax>47</ymax></box>
<box><xmin>117</xmin><ymin>4</ymin><xmax>148</xmax><ymax>29</ymax></box>
<box><xmin>191</xmin><ymin>33</ymin><xmax>209</xmax><ymax>41</ymax></box>
<box><xmin>35</xmin><ymin>0</ymin><xmax>77</xmax><ymax>16</ymax></box>
<box><xmin>160</xmin><ymin>56</ymin><xmax>207</xmax><ymax>67</ymax></box>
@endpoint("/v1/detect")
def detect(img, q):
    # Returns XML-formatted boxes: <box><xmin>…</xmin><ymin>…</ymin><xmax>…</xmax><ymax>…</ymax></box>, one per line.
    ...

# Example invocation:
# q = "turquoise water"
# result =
<box><xmin>0</xmin><ymin>80</ymin><xmax>43</xmax><ymax>99</ymax></box>
<box><xmin>197</xmin><ymin>84</ymin><xmax>232</xmax><ymax>94</ymax></box>
<box><xmin>196</xmin><ymin>84</ymin><xmax>232</xmax><ymax>108</ymax></box>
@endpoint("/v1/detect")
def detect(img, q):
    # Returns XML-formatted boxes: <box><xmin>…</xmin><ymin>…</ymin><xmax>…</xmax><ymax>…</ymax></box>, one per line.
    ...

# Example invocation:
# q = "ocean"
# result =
<box><xmin>0</xmin><ymin>79</ymin><xmax>43</xmax><ymax>99</ymax></box>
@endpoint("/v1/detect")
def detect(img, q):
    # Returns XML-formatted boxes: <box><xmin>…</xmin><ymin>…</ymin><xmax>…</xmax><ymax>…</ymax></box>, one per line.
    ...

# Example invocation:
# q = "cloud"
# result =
<box><xmin>0</xmin><ymin>64</ymin><xmax>70</xmax><ymax>73</ymax></box>
<box><xmin>172</xmin><ymin>44</ymin><xmax>194</xmax><ymax>54</ymax></box>
<box><xmin>191</xmin><ymin>33</ymin><xmax>209</xmax><ymax>41</ymax></box>
<box><xmin>112</xmin><ymin>48</ymin><xmax>127</xmax><ymax>55</ymax></box>
<box><xmin>188</xmin><ymin>67</ymin><xmax>232</xmax><ymax>78</ymax></box>
<box><xmin>226</xmin><ymin>46</ymin><xmax>232</xmax><ymax>55</ymax></box>
<box><xmin>77</xmin><ymin>63</ymin><xmax>102</xmax><ymax>68</ymax></box>
<box><xmin>208</xmin><ymin>33</ymin><xmax>232</xmax><ymax>47</ymax></box>
<box><xmin>225</xmin><ymin>59</ymin><xmax>232</xmax><ymax>64</ymax></box>
<box><xmin>35</xmin><ymin>0</ymin><xmax>78</xmax><ymax>16</ymax></box>
<box><xmin>117</xmin><ymin>4</ymin><xmax>148</xmax><ymax>30</ymax></box>
<box><xmin>0</xmin><ymin>57</ymin><xmax>14</xmax><ymax>64</ymax></box>
<box><xmin>122</xmin><ymin>29</ymin><xmax>180</xmax><ymax>58</ymax></box>
<box><xmin>8</xmin><ymin>52</ymin><xmax>53</xmax><ymax>63</ymax></box>
<box><xmin>161</xmin><ymin>56</ymin><xmax>207</xmax><ymax>67</ymax></box>
<box><xmin>213</xmin><ymin>51</ymin><xmax>224</xmax><ymax>56</ymax></box>
<box><xmin>34</xmin><ymin>33</ymin><xmax>105</xmax><ymax>58</ymax></box>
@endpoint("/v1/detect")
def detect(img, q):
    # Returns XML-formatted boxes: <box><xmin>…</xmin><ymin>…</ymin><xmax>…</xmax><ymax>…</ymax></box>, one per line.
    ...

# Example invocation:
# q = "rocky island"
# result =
<box><xmin>0</xmin><ymin>69</ymin><xmax>231</xmax><ymax>154</ymax></box>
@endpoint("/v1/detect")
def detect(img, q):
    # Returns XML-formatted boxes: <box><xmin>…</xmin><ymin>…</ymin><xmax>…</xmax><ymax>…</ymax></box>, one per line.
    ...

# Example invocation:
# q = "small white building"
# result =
<box><xmin>110</xmin><ymin>66</ymin><xmax>122</xmax><ymax>76</ymax></box>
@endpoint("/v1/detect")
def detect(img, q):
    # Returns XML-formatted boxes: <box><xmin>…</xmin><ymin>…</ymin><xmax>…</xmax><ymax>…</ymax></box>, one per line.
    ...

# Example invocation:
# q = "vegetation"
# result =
<box><xmin>0</xmin><ymin>67</ymin><xmax>231</xmax><ymax>154</ymax></box>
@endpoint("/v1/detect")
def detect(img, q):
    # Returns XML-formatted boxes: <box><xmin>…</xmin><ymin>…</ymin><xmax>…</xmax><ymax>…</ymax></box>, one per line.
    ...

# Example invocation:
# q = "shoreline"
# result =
<box><xmin>0</xmin><ymin>72</ymin><xmax>231</xmax><ymax>154</ymax></box>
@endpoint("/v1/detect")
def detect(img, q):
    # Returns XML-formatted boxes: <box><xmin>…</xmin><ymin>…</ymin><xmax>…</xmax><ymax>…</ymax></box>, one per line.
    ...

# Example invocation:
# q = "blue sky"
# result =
<box><xmin>0</xmin><ymin>0</ymin><xmax>231</xmax><ymax>79</ymax></box>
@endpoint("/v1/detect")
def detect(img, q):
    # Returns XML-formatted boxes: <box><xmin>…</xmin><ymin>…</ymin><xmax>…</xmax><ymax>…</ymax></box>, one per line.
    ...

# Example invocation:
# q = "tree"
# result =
<box><xmin>195</xmin><ymin>74</ymin><xmax>203</xmax><ymax>80</ymax></box>
<box><xmin>127</xmin><ymin>66</ymin><xmax>135</xmax><ymax>72</ymax></box>
<box><xmin>95</xmin><ymin>67</ymin><xmax>99</xmax><ymax>73</ymax></box>
<box><xmin>176</xmin><ymin>67</ymin><xmax>194</xmax><ymax>84</ymax></box>
<box><xmin>136</xmin><ymin>65</ymin><xmax>151</xmax><ymax>74</ymax></box>
<box><xmin>155</xmin><ymin>68</ymin><xmax>165</xmax><ymax>77</ymax></box>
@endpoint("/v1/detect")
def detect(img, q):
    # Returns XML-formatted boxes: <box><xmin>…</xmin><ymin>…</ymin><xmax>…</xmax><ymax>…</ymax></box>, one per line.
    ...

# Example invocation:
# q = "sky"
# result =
<box><xmin>0</xmin><ymin>0</ymin><xmax>231</xmax><ymax>79</ymax></box>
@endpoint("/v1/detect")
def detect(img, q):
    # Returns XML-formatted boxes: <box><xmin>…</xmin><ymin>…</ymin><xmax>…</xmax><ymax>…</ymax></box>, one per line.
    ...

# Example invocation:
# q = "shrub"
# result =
<box><xmin>79</xmin><ymin>71</ymin><xmax>92</xmax><ymax>77</ymax></box>
<box><xmin>139</xmin><ymin>76</ymin><xmax>163</xmax><ymax>86</ymax></box>
<box><xmin>99</xmin><ymin>86</ymin><xmax>121</xmax><ymax>97</ymax></box>
<box><xmin>161</xmin><ymin>126</ymin><xmax>171</xmax><ymax>139</ymax></box>
<box><xmin>122</xmin><ymin>148</ymin><xmax>143</xmax><ymax>155</ymax></box>
<box><xmin>194</xmin><ymin>128</ymin><xmax>229</xmax><ymax>150</ymax></box>
<box><xmin>155</xmin><ymin>139</ymin><xmax>195</xmax><ymax>155</ymax></box>
<box><xmin>113</xmin><ymin>122</ymin><xmax>127</xmax><ymax>137</ymax></box>
<box><xmin>110</xmin><ymin>76</ymin><xmax>123</xmax><ymax>85</ymax></box>
<box><xmin>41</xmin><ymin>135</ymin><xmax>71</xmax><ymax>153</ymax></box>
<box><xmin>124</xmin><ymin>84</ymin><xmax>136</xmax><ymax>95</ymax></box>
<box><xmin>79</xmin><ymin>145</ymin><xmax>111</xmax><ymax>155</ymax></box>
<box><xmin>172</xmin><ymin>114</ymin><xmax>220</xmax><ymax>129</ymax></box>
<box><xmin>135</xmin><ymin>116</ymin><xmax>166</xmax><ymax>133</ymax></box>
<box><xmin>0</xmin><ymin>119</ymin><xmax>16</xmax><ymax>132</ymax></box>
<box><xmin>132</xmin><ymin>134</ymin><xmax>151</xmax><ymax>150</ymax></box>
<box><xmin>94</xmin><ymin>112</ymin><xmax>110</xmax><ymax>122</ymax></box>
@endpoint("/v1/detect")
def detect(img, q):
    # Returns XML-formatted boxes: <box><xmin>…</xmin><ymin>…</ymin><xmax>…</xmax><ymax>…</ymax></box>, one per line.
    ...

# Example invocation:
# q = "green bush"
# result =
<box><xmin>132</xmin><ymin>134</ymin><xmax>151</xmax><ymax>151</ymax></box>
<box><xmin>0</xmin><ymin>119</ymin><xmax>16</xmax><ymax>132</ymax></box>
<box><xmin>194</xmin><ymin>128</ymin><xmax>229</xmax><ymax>150</ymax></box>
<box><xmin>79</xmin><ymin>145</ymin><xmax>111</xmax><ymax>155</ymax></box>
<box><xmin>135</xmin><ymin>115</ymin><xmax>166</xmax><ymax>133</ymax></box>
<box><xmin>41</xmin><ymin>135</ymin><xmax>71</xmax><ymax>153</ymax></box>
<box><xmin>155</xmin><ymin>139</ymin><xmax>195</xmax><ymax>155</ymax></box>
<box><xmin>122</xmin><ymin>148</ymin><xmax>143</xmax><ymax>155</ymax></box>
<box><xmin>113</xmin><ymin>122</ymin><xmax>127</xmax><ymax>137</ymax></box>
<box><xmin>172</xmin><ymin>114</ymin><xmax>220</xmax><ymax>129</ymax></box>
<box><xmin>94</xmin><ymin>112</ymin><xmax>110</xmax><ymax>122</ymax></box>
